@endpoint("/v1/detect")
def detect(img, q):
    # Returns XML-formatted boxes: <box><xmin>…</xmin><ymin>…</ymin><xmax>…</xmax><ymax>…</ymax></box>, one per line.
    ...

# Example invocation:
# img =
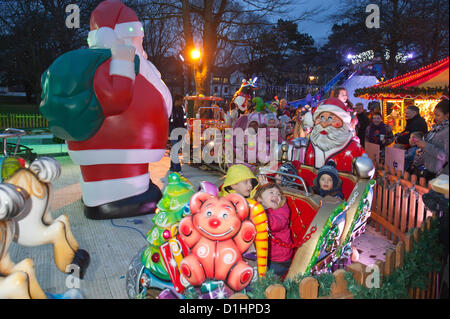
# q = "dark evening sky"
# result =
<box><xmin>285</xmin><ymin>0</ymin><xmax>342</xmax><ymax>46</ymax></box>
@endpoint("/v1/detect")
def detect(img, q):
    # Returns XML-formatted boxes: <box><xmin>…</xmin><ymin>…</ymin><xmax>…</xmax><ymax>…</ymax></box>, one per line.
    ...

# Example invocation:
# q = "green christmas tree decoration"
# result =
<box><xmin>141</xmin><ymin>173</ymin><xmax>195</xmax><ymax>281</ymax></box>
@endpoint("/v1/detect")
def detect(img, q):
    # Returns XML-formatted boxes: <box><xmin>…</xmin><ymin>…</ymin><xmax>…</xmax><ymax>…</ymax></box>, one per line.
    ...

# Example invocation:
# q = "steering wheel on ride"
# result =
<box><xmin>258</xmin><ymin>163</ymin><xmax>310</xmax><ymax>196</ymax></box>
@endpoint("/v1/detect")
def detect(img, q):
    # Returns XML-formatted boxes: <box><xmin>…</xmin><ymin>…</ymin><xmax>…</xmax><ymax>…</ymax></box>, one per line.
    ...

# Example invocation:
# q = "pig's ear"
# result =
<box><xmin>224</xmin><ymin>193</ymin><xmax>249</xmax><ymax>220</ymax></box>
<box><xmin>189</xmin><ymin>192</ymin><xmax>214</xmax><ymax>215</ymax></box>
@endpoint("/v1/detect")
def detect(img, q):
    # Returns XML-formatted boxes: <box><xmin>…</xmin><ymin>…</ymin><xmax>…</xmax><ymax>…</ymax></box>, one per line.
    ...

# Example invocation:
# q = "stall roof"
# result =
<box><xmin>354</xmin><ymin>57</ymin><xmax>449</xmax><ymax>100</ymax></box>
<box><xmin>184</xmin><ymin>95</ymin><xmax>224</xmax><ymax>101</ymax></box>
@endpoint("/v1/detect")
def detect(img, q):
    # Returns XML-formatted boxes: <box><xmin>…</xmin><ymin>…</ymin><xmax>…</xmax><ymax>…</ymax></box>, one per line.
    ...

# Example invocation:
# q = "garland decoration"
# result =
<box><xmin>353</xmin><ymin>85</ymin><xmax>449</xmax><ymax>99</ymax></box>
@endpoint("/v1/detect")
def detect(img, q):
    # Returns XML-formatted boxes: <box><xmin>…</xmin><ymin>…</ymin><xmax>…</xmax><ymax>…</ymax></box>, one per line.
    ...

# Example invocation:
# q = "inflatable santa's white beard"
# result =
<box><xmin>135</xmin><ymin>51</ymin><xmax>172</xmax><ymax>116</ymax></box>
<box><xmin>310</xmin><ymin>122</ymin><xmax>352</xmax><ymax>152</ymax></box>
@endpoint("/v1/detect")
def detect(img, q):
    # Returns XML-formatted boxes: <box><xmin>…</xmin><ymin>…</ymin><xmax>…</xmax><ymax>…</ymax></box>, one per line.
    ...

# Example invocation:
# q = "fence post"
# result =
<box><xmin>395</xmin><ymin>241</ymin><xmax>405</xmax><ymax>269</ymax></box>
<box><xmin>413</xmin><ymin>229</ymin><xmax>420</xmax><ymax>243</ymax></box>
<box><xmin>387</xmin><ymin>181</ymin><xmax>395</xmax><ymax>240</ymax></box>
<box><xmin>375</xmin><ymin>176</ymin><xmax>383</xmax><ymax>232</ymax></box>
<box><xmin>425</xmin><ymin>217</ymin><xmax>432</xmax><ymax>231</ymax></box>
<box><xmin>384</xmin><ymin>250</ymin><xmax>396</xmax><ymax>276</ymax></box>
<box><xmin>381</xmin><ymin>177</ymin><xmax>389</xmax><ymax>236</ymax></box>
<box><xmin>265</xmin><ymin>284</ymin><xmax>286</xmax><ymax>299</ymax></box>
<box><xmin>346</xmin><ymin>262</ymin><xmax>367</xmax><ymax>286</ymax></box>
<box><xmin>299</xmin><ymin>277</ymin><xmax>319</xmax><ymax>299</ymax></box>
<box><xmin>404</xmin><ymin>233</ymin><xmax>414</xmax><ymax>253</ymax></box>
<box><xmin>330</xmin><ymin>269</ymin><xmax>349</xmax><ymax>296</ymax></box>
<box><xmin>408</xmin><ymin>186</ymin><xmax>417</xmax><ymax>231</ymax></box>
<box><xmin>393</xmin><ymin>177</ymin><xmax>402</xmax><ymax>244</ymax></box>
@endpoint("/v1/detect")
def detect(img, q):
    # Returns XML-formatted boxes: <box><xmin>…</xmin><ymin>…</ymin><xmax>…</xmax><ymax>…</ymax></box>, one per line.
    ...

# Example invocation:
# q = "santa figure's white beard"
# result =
<box><xmin>310</xmin><ymin>123</ymin><xmax>353</xmax><ymax>152</ymax></box>
<box><xmin>135</xmin><ymin>51</ymin><xmax>172</xmax><ymax>117</ymax></box>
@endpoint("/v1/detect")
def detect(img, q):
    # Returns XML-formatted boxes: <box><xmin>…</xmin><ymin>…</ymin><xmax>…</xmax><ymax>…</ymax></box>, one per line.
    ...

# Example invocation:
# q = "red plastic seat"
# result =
<box><xmin>284</xmin><ymin>189</ymin><xmax>320</xmax><ymax>247</ymax></box>
<box><xmin>295</xmin><ymin>164</ymin><xmax>358</xmax><ymax>201</ymax></box>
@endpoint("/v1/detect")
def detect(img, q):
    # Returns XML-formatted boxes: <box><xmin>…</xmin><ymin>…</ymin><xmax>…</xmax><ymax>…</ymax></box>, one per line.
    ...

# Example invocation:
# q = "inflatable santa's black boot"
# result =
<box><xmin>83</xmin><ymin>180</ymin><xmax>162</xmax><ymax>220</ymax></box>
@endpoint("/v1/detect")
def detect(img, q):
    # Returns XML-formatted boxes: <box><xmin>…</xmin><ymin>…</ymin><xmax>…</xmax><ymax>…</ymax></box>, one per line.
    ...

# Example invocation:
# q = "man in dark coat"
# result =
<box><xmin>395</xmin><ymin>105</ymin><xmax>428</xmax><ymax>145</ymax></box>
<box><xmin>169</xmin><ymin>95</ymin><xmax>186</xmax><ymax>174</ymax></box>
<box><xmin>355</xmin><ymin>103</ymin><xmax>370</xmax><ymax>146</ymax></box>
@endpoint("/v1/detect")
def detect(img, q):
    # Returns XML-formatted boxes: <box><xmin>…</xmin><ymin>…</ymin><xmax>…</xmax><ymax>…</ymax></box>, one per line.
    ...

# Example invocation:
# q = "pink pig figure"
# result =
<box><xmin>179</xmin><ymin>192</ymin><xmax>256</xmax><ymax>291</ymax></box>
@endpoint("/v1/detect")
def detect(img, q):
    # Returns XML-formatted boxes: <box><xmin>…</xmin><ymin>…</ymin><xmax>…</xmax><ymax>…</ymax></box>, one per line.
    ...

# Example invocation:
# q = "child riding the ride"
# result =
<box><xmin>219</xmin><ymin>164</ymin><xmax>259</xmax><ymax>199</ymax></box>
<box><xmin>254</xmin><ymin>182</ymin><xmax>293</xmax><ymax>277</ymax></box>
<box><xmin>312</xmin><ymin>160</ymin><xmax>344</xmax><ymax>200</ymax></box>
<box><xmin>218</xmin><ymin>164</ymin><xmax>269</xmax><ymax>277</ymax></box>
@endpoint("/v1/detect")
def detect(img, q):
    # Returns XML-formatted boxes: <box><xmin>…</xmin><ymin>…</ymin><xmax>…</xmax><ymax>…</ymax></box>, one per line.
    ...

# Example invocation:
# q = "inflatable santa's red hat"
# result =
<box><xmin>87</xmin><ymin>0</ymin><xmax>144</xmax><ymax>49</ymax></box>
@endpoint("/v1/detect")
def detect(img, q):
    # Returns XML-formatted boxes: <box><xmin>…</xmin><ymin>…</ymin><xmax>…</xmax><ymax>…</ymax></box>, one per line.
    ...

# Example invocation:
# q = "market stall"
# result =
<box><xmin>354</xmin><ymin>57</ymin><xmax>449</xmax><ymax>134</ymax></box>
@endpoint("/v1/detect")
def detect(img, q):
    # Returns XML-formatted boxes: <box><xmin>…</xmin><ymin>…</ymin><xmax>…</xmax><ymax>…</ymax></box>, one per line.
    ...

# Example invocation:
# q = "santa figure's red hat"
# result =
<box><xmin>87</xmin><ymin>0</ymin><xmax>144</xmax><ymax>49</ymax></box>
<box><xmin>313</xmin><ymin>98</ymin><xmax>352</xmax><ymax>126</ymax></box>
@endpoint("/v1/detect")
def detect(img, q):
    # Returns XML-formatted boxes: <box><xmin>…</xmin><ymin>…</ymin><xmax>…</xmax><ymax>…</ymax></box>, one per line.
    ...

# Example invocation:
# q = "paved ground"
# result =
<box><xmin>8</xmin><ymin>152</ymin><xmax>222</xmax><ymax>299</ymax></box>
<box><xmin>352</xmin><ymin>223</ymin><xmax>396</xmax><ymax>265</ymax></box>
<box><xmin>8</xmin><ymin>151</ymin><xmax>394</xmax><ymax>299</ymax></box>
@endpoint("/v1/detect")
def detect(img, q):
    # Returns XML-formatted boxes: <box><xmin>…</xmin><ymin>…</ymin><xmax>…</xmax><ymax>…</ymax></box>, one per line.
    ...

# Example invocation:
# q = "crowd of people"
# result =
<box><xmin>169</xmin><ymin>87</ymin><xmax>449</xmax><ymax>180</ymax></box>
<box><xmin>354</xmin><ymin>98</ymin><xmax>449</xmax><ymax>179</ymax></box>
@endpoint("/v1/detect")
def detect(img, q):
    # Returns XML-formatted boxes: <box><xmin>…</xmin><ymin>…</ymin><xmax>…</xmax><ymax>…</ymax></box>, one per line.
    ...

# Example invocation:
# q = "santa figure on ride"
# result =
<box><xmin>304</xmin><ymin>98</ymin><xmax>365</xmax><ymax>172</ymax></box>
<box><xmin>40</xmin><ymin>0</ymin><xmax>172</xmax><ymax>220</ymax></box>
<box><xmin>230</xmin><ymin>78</ymin><xmax>257</xmax><ymax>113</ymax></box>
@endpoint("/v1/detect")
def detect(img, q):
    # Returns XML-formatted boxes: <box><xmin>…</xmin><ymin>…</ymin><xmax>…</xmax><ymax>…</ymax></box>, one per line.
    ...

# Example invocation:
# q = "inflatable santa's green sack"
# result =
<box><xmin>40</xmin><ymin>48</ymin><xmax>139</xmax><ymax>141</ymax></box>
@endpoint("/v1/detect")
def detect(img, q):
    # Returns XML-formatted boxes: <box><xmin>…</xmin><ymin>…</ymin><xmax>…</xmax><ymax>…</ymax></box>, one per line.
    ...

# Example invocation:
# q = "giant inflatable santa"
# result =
<box><xmin>304</xmin><ymin>98</ymin><xmax>365</xmax><ymax>172</ymax></box>
<box><xmin>40</xmin><ymin>0</ymin><xmax>172</xmax><ymax>219</ymax></box>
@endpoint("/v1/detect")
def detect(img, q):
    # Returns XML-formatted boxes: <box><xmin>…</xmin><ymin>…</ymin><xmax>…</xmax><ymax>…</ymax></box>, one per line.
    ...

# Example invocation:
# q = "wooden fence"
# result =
<box><xmin>0</xmin><ymin>113</ymin><xmax>48</xmax><ymax>130</ymax></box>
<box><xmin>229</xmin><ymin>216</ymin><xmax>440</xmax><ymax>299</ymax></box>
<box><xmin>370</xmin><ymin>165</ymin><xmax>433</xmax><ymax>244</ymax></box>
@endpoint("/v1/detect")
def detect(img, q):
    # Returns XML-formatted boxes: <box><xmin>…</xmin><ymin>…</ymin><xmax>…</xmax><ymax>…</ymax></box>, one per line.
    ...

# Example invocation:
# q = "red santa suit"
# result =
<box><xmin>304</xmin><ymin>98</ymin><xmax>365</xmax><ymax>173</ymax></box>
<box><xmin>304</xmin><ymin>139</ymin><xmax>365</xmax><ymax>173</ymax></box>
<box><xmin>66</xmin><ymin>1</ymin><xmax>172</xmax><ymax>207</ymax></box>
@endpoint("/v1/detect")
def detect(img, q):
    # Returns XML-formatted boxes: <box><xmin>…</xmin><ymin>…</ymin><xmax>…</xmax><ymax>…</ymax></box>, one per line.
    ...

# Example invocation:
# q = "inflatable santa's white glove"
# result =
<box><xmin>29</xmin><ymin>157</ymin><xmax>61</xmax><ymax>183</ymax></box>
<box><xmin>0</xmin><ymin>183</ymin><xmax>29</xmax><ymax>220</ymax></box>
<box><xmin>111</xmin><ymin>43</ymin><xmax>136</xmax><ymax>62</ymax></box>
<box><xmin>110</xmin><ymin>43</ymin><xmax>137</xmax><ymax>80</ymax></box>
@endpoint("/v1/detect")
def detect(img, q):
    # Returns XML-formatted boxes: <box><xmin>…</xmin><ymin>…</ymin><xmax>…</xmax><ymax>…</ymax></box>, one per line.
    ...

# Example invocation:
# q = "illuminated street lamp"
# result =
<box><xmin>191</xmin><ymin>49</ymin><xmax>201</xmax><ymax>61</ymax></box>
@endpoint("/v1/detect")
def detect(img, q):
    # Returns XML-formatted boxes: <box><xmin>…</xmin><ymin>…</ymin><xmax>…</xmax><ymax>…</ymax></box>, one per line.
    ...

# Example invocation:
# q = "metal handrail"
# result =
<box><xmin>258</xmin><ymin>166</ymin><xmax>310</xmax><ymax>196</ymax></box>
<box><xmin>1</xmin><ymin>128</ymin><xmax>26</xmax><ymax>157</ymax></box>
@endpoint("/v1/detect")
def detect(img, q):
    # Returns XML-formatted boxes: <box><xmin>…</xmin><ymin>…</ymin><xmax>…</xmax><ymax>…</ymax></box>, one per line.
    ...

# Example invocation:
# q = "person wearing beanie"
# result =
<box><xmin>312</xmin><ymin>160</ymin><xmax>344</xmax><ymax>200</ymax></box>
<box><xmin>304</xmin><ymin>98</ymin><xmax>365</xmax><ymax>173</ymax></box>
<box><xmin>40</xmin><ymin>0</ymin><xmax>172</xmax><ymax>220</ymax></box>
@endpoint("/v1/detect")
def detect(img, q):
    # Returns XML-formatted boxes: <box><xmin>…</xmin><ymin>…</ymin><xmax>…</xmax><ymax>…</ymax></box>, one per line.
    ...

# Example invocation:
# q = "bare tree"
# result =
<box><xmin>0</xmin><ymin>0</ymin><xmax>100</xmax><ymax>103</ymax></box>
<box><xmin>141</xmin><ymin>0</ymin><xmax>319</xmax><ymax>103</ymax></box>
